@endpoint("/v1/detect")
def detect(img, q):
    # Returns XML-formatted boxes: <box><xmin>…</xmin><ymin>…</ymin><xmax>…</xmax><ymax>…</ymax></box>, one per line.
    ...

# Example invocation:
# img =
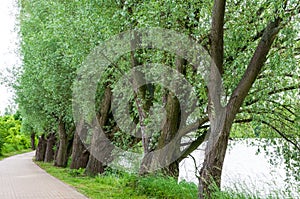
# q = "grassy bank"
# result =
<box><xmin>0</xmin><ymin>148</ymin><xmax>33</xmax><ymax>161</ymax></box>
<box><xmin>36</xmin><ymin>161</ymin><xmax>198</xmax><ymax>198</ymax></box>
<box><xmin>35</xmin><ymin>161</ymin><xmax>285</xmax><ymax>199</ymax></box>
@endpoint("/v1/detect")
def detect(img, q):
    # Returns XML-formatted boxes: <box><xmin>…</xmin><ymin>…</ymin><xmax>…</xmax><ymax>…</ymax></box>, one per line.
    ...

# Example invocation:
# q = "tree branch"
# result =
<box><xmin>245</xmin><ymin>84</ymin><xmax>299</xmax><ymax>106</ymax></box>
<box><xmin>177</xmin><ymin>116</ymin><xmax>209</xmax><ymax>138</ymax></box>
<box><xmin>210</xmin><ymin>0</ymin><xmax>226</xmax><ymax>75</ymax></box>
<box><xmin>234</xmin><ymin>118</ymin><xmax>253</xmax><ymax>124</ymax></box>
<box><xmin>178</xmin><ymin>130</ymin><xmax>207</xmax><ymax>162</ymax></box>
<box><xmin>261</xmin><ymin>120</ymin><xmax>300</xmax><ymax>151</ymax></box>
<box><xmin>227</xmin><ymin>17</ymin><xmax>282</xmax><ymax>119</ymax></box>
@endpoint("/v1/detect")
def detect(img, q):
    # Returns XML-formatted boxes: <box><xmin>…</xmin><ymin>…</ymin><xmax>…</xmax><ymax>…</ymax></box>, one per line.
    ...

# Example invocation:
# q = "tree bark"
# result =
<box><xmin>44</xmin><ymin>133</ymin><xmax>56</xmax><ymax>162</ymax></box>
<box><xmin>35</xmin><ymin>134</ymin><xmax>47</xmax><ymax>161</ymax></box>
<box><xmin>157</xmin><ymin>91</ymin><xmax>181</xmax><ymax>178</ymax></box>
<box><xmin>140</xmin><ymin>57</ymin><xmax>187</xmax><ymax>177</ymax></box>
<box><xmin>198</xmin><ymin>0</ymin><xmax>281</xmax><ymax>196</ymax></box>
<box><xmin>54</xmin><ymin>119</ymin><xmax>69</xmax><ymax>167</ymax></box>
<box><xmin>85</xmin><ymin>130</ymin><xmax>114</xmax><ymax>175</ymax></box>
<box><xmin>70</xmin><ymin>120</ymin><xmax>90</xmax><ymax>169</ymax></box>
<box><xmin>85</xmin><ymin>86</ymin><xmax>114</xmax><ymax>175</ymax></box>
<box><xmin>30</xmin><ymin>132</ymin><xmax>36</xmax><ymax>150</ymax></box>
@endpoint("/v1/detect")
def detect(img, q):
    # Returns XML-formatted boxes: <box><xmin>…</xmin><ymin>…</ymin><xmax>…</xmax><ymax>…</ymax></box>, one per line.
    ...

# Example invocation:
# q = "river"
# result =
<box><xmin>179</xmin><ymin>139</ymin><xmax>299</xmax><ymax>198</ymax></box>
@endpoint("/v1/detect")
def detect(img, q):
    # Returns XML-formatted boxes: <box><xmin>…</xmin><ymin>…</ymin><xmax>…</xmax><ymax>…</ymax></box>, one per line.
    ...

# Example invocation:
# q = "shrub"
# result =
<box><xmin>0</xmin><ymin>114</ymin><xmax>30</xmax><ymax>155</ymax></box>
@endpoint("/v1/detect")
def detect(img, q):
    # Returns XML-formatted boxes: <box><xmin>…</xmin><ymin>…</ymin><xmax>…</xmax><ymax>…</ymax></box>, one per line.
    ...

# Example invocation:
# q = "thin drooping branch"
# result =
<box><xmin>189</xmin><ymin>154</ymin><xmax>201</xmax><ymax>179</ymax></box>
<box><xmin>234</xmin><ymin>118</ymin><xmax>253</xmax><ymax>124</ymax></box>
<box><xmin>265</xmin><ymin>99</ymin><xmax>295</xmax><ymax>115</ymax></box>
<box><xmin>258</xmin><ymin>73</ymin><xmax>300</xmax><ymax>80</ymax></box>
<box><xmin>238</xmin><ymin>107</ymin><xmax>296</xmax><ymax>126</ymax></box>
<box><xmin>268</xmin><ymin>85</ymin><xmax>300</xmax><ymax>95</ymax></box>
<box><xmin>245</xmin><ymin>83</ymin><xmax>299</xmax><ymax>106</ymax></box>
<box><xmin>233</xmin><ymin>117</ymin><xmax>300</xmax><ymax>152</ymax></box>
<box><xmin>262</xmin><ymin>120</ymin><xmax>300</xmax><ymax>151</ymax></box>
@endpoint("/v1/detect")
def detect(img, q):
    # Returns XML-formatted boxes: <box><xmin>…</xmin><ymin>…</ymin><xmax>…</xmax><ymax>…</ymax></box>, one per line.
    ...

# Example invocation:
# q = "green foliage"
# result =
<box><xmin>0</xmin><ymin>114</ymin><xmax>31</xmax><ymax>155</ymax></box>
<box><xmin>0</xmin><ymin>148</ymin><xmax>33</xmax><ymax>161</ymax></box>
<box><xmin>16</xmin><ymin>0</ymin><xmax>300</xmax><ymax>193</ymax></box>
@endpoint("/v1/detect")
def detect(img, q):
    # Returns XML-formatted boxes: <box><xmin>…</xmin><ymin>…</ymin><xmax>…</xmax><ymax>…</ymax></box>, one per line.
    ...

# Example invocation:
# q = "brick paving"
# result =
<box><xmin>0</xmin><ymin>151</ymin><xmax>88</xmax><ymax>199</ymax></box>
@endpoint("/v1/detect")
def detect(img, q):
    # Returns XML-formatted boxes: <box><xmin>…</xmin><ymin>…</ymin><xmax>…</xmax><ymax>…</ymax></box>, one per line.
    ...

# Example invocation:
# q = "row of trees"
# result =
<box><xmin>16</xmin><ymin>0</ymin><xmax>299</xmax><ymax>197</ymax></box>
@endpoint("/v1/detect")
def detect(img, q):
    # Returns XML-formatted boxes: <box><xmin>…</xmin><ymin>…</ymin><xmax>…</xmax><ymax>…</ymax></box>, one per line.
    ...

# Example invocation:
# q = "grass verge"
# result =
<box><xmin>35</xmin><ymin>161</ymin><xmax>198</xmax><ymax>199</ymax></box>
<box><xmin>35</xmin><ymin>161</ymin><xmax>288</xmax><ymax>199</ymax></box>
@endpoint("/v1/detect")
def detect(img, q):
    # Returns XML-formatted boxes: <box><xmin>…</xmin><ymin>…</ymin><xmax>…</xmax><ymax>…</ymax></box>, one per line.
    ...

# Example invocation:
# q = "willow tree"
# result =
<box><xmin>17</xmin><ymin>0</ymin><xmax>97</xmax><ymax>166</ymax></box>
<box><xmin>17</xmin><ymin>0</ymin><xmax>124</xmax><ymax>169</ymax></box>
<box><xmin>197</xmin><ymin>0</ymin><xmax>300</xmax><ymax>197</ymax></box>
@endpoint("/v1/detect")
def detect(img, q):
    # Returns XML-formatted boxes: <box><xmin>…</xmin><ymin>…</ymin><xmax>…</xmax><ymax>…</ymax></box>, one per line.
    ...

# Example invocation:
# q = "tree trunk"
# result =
<box><xmin>85</xmin><ymin>155</ymin><xmax>105</xmax><ymax>175</ymax></box>
<box><xmin>67</xmin><ymin>133</ymin><xmax>74</xmax><ymax>160</ymax></box>
<box><xmin>85</xmin><ymin>86</ymin><xmax>113</xmax><ymax>175</ymax></box>
<box><xmin>198</xmin><ymin>1</ymin><xmax>281</xmax><ymax>195</ymax></box>
<box><xmin>157</xmin><ymin>91</ymin><xmax>181</xmax><ymax>178</ymax></box>
<box><xmin>70</xmin><ymin>121</ymin><xmax>89</xmax><ymax>169</ymax></box>
<box><xmin>85</xmin><ymin>126</ymin><xmax>115</xmax><ymax>175</ymax></box>
<box><xmin>198</xmin><ymin>113</ymin><xmax>231</xmax><ymax>198</ymax></box>
<box><xmin>44</xmin><ymin>133</ymin><xmax>56</xmax><ymax>162</ymax></box>
<box><xmin>54</xmin><ymin>119</ymin><xmax>69</xmax><ymax>167</ymax></box>
<box><xmin>30</xmin><ymin>132</ymin><xmax>36</xmax><ymax>150</ymax></box>
<box><xmin>35</xmin><ymin>134</ymin><xmax>47</xmax><ymax>161</ymax></box>
<box><xmin>161</xmin><ymin>57</ymin><xmax>188</xmax><ymax>178</ymax></box>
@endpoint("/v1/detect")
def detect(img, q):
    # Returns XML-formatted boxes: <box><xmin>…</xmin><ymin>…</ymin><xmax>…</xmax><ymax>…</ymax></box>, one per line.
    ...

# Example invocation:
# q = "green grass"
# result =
<box><xmin>35</xmin><ymin>162</ymin><xmax>288</xmax><ymax>199</ymax></box>
<box><xmin>36</xmin><ymin>162</ymin><xmax>199</xmax><ymax>199</ymax></box>
<box><xmin>0</xmin><ymin>148</ymin><xmax>33</xmax><ymax>161</ymax></box>
<box><xmin>36</xmin><ymin>162</ymin><xmax>148</xmax><ymax>199</ymax></box>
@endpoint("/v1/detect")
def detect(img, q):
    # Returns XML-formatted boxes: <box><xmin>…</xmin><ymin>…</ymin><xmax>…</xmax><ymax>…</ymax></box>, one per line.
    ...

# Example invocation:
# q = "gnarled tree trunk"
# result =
<box><xmin>54</xmin><ymin>119</ymin><xmax>69</xmax><ymax>167</ymax></box>
<box><xmin>198</xmin><ymin>0</ymin><xmax>281</xmax><ymax>196</ymax></box>
<box><xmin>35</xmin><ymin>134</ymin><xmax>47</xmax><ymax>161</ymax></box>
<box><xmin>157</xmin><ymin>91</ymin><xmax>181</xmax><ymax>178</ymax></box>
<box><xmin>30</xmin><ymin>132</ymin><xmax>36</xmax><ymax>150</ymax></box>
<box><xmin>44</xmin><ymin>133</ymin><xmax>56</xmax><ymax>162</ymax></box>
<box><xmin>70</xmin><ymin>121</ymin><xmax>89</xmax><ymax>169</ymax></box>
<box><xmin>139</xmin><ymin>56</ymin><xmax>187</xmax><ymax>178</ymax></box>
<box><xmin>85</xmin><ymin>86</ymin><xmax>114</xmax><ymax>175</ymax></box>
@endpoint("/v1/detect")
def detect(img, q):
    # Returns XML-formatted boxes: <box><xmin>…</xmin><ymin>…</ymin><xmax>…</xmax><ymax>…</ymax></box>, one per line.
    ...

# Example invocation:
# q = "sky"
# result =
<box><xmin>0</xmin><ymin>0</ymin><xmax>21</xmax><ymax>115</ymax></box>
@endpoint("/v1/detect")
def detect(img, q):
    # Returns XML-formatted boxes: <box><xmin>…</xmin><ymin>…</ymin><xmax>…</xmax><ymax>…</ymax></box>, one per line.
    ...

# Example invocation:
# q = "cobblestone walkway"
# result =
<box><xmin>0</xmin><ymin>151</ymin><xmax>88</xmax><ymax>199</ymax></box>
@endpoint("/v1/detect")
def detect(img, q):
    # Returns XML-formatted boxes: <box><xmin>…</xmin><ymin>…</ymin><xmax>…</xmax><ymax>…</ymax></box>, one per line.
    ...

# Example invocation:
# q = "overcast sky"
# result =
<box><xmin>0</xmin><ymin>0</ymin><xmax>20</xmax><ymax>115</ymax></box>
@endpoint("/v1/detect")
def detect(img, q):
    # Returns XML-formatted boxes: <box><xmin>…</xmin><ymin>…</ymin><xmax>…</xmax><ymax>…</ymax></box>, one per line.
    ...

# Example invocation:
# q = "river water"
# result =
<box><xmin>179</xmin><ymin>139</ymin><xmax>299</xmax><ymax>198</ymax></box>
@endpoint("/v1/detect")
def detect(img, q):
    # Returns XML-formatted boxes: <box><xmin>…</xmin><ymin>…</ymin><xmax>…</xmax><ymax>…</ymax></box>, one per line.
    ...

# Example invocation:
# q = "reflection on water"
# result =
<box><xmin>179</xmin><ymin>139</ymin><xmax>299</xmax><ymax>198</ymax></box>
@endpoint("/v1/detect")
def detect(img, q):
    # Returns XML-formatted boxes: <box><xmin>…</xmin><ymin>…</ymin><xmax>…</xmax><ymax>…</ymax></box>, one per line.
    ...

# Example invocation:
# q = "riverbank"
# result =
<box><xmin>35</xmin><ymin>161</ymin><xmax>286</xmax><ymax>199</ymax></box>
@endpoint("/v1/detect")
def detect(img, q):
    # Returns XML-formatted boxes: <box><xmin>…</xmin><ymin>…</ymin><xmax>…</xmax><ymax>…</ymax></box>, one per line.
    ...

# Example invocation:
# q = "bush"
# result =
<box><xmin>0</xmin><ymin>114</ymin><xmax>31</xmax><ymax>155</ymax></box>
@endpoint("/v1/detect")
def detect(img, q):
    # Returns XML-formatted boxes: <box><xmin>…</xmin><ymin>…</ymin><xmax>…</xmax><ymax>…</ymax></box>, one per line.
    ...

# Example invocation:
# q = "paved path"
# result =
<box><xmin>0</xmin><ymin>151</ymin><xmax>88</xmax><ymax>199</ymax></box>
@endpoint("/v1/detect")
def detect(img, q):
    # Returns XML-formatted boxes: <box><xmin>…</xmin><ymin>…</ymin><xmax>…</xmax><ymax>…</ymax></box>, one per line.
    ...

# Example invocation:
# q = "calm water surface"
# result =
<box><xmin>179</xmin><ymin>139</ymin><xmax>299</xmax><ymax>198</ymax></box>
